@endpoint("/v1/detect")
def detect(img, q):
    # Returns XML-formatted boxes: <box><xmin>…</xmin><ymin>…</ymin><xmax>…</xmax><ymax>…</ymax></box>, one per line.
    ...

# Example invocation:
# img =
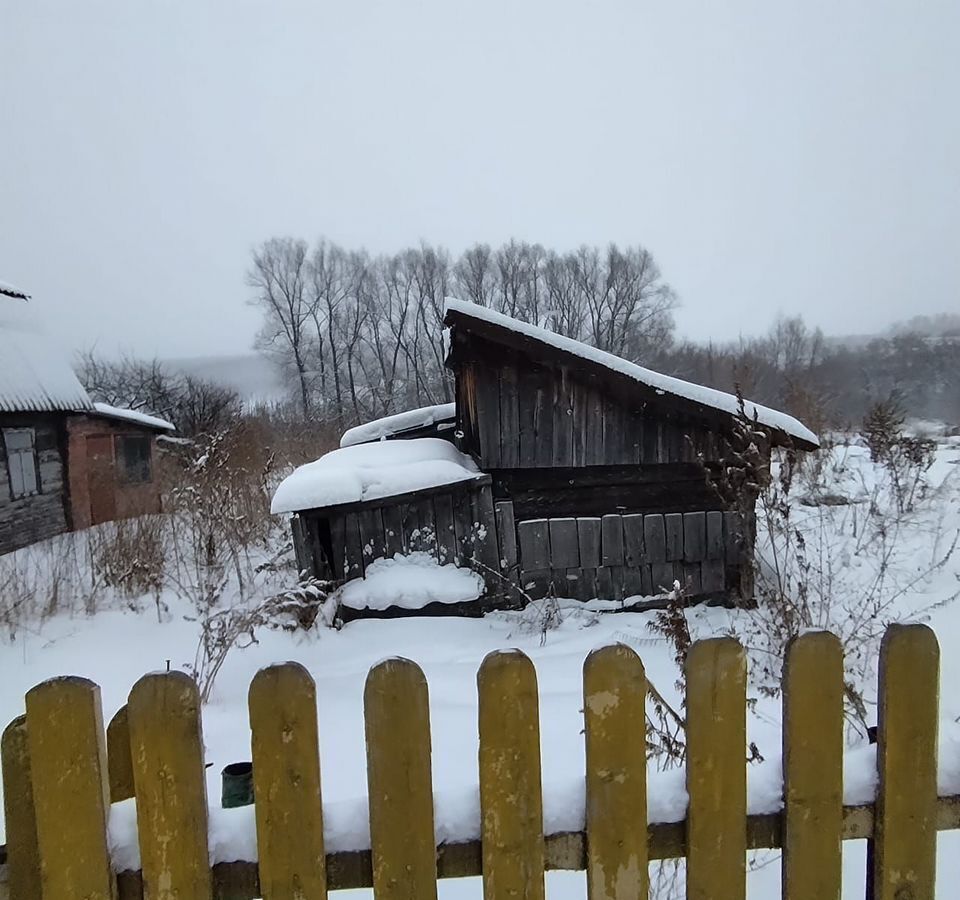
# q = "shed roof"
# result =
<box><xmin>272</xmin><ymin>437</ymin><xmax>483</xmax><ymax>514</ymax></box>
<box><xmin>91</xmin><ymin>402</ymin><xmax>175</xmax><ymax>432</ymax></box>
<box><xmin>443</xmin><ymin>299</ymin><xmax>819</xmax><ymax>449</ymax></box>
<box><xmin>340</xmin><ymin>402</ymin><xmax>456</xmax><ymax>448</ymax></box>
<box><xmin>0</xmin><ymin>296</ymin><xmax>94</xmax><ymax>413</ymax></box>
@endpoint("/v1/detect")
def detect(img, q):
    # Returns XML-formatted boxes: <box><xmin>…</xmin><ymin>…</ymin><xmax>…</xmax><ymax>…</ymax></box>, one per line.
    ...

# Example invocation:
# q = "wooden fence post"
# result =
<box><xmin>685</xmin><ymin>637</ymin><xmax>746</xmax><ymax>900</ymax></box>
<box><xmin>478</xmin><ymin>650</ymin><xmax>545</xmax><ymax>900</ymax></box>
<box><xmin>127</xmin><ymin>671</ymin><xmax>212</xmax><ymax>900</ymax></box>
<box><xmin>583</xmin><ymin>645</ymin><xmax>648</xmax><ymax>900</ymax></box>
<box><xmin>2</xmin><ymin>715</ymin><xmax>42</xmax><ymax>900</ymax></box>
<box><xmin>782</xmin><ymin>631</ymin><xmax>843</xmax><ymax>900</ymax></box>
<box><xmin>250</xmin><ymin>662</ymin><xmax>326</xmax><ymax>900</ymax></box>
<box><xmin>24</xmin><ymin>676</ymin><xmax>116</xmax><ymax>900</ymax></box>
<box><xmin>364</xmin><ymin>658</ymin><xmax>437</xmax><ymax>900</ymax></box>
<box><xmin>107</xmin><ymin>704</ymin><xmax>135</xmax><ymax>803</ymax></box>
<box><xmin>874</xmin><ymin>624</ymin><xmax>939</xmax><ymax>900</ymax></box>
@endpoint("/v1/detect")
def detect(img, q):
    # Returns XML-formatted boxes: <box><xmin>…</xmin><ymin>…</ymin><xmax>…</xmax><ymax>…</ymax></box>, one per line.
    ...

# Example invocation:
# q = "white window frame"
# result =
<box><xmin>2</xmin><ymin>427</ymin><xmax>41</xmax><ymax>499</ymax></box>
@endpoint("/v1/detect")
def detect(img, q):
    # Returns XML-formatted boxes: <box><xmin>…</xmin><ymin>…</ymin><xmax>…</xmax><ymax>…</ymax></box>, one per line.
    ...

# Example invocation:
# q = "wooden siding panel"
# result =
<box><xmin>664</xmin><ymin>513</ymin><xmax>684</xmax><ymax>561</ymax></box>
<box><xmin>577</xmin><ymin>517</ymin><xmax>602</xmax><ymax>569</ymax></box>
<box><xmin>499</xmin><ymin>365</ymin><xmax>520</xmax><ymax>469</ymax></box>
<box><xmin>548</xmin><ymin>518</ymin><xmax>580</xmax><ymax>569</ymax></box>
<box><xmin>518</xmin><ymin>519</ymin><xmax>551</xmax><ymax>572</ymax></box>
<box><xmin>600</xmin><ymin>515</ymin><xmax>624</xmax><ymax>566</ymax></box>
<box><xmin>474</xmin><ymin>367</ymin><xmax>502</xmax><ymax>467</ymax></box>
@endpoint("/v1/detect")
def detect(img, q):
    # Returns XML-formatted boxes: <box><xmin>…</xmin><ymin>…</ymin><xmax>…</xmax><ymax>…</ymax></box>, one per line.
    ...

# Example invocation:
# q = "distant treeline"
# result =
<box><xmin>246</xmin><ymin>237</ymin><xmax>959</xmax><ymax>433</ymax></box>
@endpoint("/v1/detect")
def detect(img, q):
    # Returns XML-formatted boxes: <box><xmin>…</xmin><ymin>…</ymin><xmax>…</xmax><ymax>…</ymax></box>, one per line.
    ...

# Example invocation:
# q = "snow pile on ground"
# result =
<box><xmin>92</xmin><ymin>402</ymin><xmax>175</xmax><ymax>432</ymax></box>
<box><xmin>338</xmin><ymin>552</ymin><xmax>485</xmax><ymax>610</ymax></box>
<box><xmin>340</xmin><ymin>402</ymin><xmax>457</xmax><ymax>448</ymax></box>
<box><xmin>271</xmin><ymin>438</ymin><xmax>483</xmax><ymax>514</ymax></box>
<box><xmin>444</xmin><ymin>298</ymin><xmax>818</xmax><ymax>447</ymax></box>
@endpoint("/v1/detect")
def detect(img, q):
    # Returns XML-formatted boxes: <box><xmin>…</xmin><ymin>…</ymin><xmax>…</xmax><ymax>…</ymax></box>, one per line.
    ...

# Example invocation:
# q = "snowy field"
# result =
<box><xmin>2</xmin><ymin>429</ymin><xmax>960</xmax><ymax>898</ymax></box>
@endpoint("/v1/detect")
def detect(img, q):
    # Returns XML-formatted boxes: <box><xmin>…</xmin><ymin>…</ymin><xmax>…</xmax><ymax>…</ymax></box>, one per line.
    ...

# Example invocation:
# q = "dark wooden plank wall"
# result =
<box><xmin>507</xmin><ymin>503</ymin><xmax>746</xmax><ymax>603</ymax></box>
<box><xmin>459</xmin><ymin>354</ymin><xmax>724</xmax><ymax>471</ymax></box>
<box><xmin>310</xmin><ymin>480</ymin><xmax>503</xmax><ymax>602</ymax></box>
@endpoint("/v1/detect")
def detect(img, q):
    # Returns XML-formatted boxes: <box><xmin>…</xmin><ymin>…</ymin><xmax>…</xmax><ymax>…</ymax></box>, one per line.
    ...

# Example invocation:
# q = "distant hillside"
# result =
<box><xmin>166</xmin><ymin>353</ymin><xmax>285</xmax><ymax>405</ymax></box>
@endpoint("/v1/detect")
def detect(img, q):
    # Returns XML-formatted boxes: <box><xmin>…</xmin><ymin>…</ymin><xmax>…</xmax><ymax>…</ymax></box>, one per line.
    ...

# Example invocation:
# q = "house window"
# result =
<box><xmin>115</xmin><ymin>435</ymin><xmax>152</xmax><ymax>484</ymax></box>
<box><xmin>3</xmin><ymin>428</ymin><xmax>40</xmax><ymax>499</ymax></box>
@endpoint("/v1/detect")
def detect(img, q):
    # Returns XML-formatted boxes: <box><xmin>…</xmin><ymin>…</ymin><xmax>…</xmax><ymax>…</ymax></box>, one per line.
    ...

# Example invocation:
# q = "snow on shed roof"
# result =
<box><xmin>271</xmin><ymin>437</ymin><xmax>484</xmax><ymax>515</ymax></box>
<box><xmin>0</xmin><ymin>298</ymin><xmax>93</xmax><ymax>413</ymax></box>
<box><xmin>91</xmin><ymin>402</ymin><xmax>175</xmax><ymax>432</ymax></box>
<box><xmin>340</xmin><ymin>402</ymin><xmax>456</xmax><ymax>448</ymax></box>
<box><xmin>444</xmin><ymin>298</ymin><xmax>819</xmax><ymax>448</ymax></box>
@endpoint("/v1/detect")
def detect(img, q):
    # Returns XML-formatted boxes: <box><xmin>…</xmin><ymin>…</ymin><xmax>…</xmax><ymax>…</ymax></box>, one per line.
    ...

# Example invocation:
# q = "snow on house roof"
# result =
<box><xmin>271</xmin><ymin>437</ymin><xmax>484</xmax><ymax>515</ymax></box>
<box><xmin>0</xmin><ymin>279</ymin><xmax>30</xmax><ymax>300</ymax></box>
<box><xmin>444</xmin><ymin>298</ymin><xmax>819</xmax><ymax>448</ymax></box>
<box><xmin>0</xmin><ymin>298</ymin><xmax>93</xmax><ymax>413</ymax></box>
<box><xmin>91</xmin><ymin>402</ymin><xmax>175</xmax><ymax>432</ymax></box>
<box><xmin>340</xmin><ymin>402</ymin><xmax>457</xmax><ymax>448</ymax></box>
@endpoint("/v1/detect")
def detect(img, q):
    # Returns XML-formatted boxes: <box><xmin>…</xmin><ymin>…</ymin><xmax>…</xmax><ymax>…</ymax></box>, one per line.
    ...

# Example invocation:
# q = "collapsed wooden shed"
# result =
<box><xmin>277</xmin><ymin>299</ymin><xmax>818</xmax><ymax>615</ymax></box>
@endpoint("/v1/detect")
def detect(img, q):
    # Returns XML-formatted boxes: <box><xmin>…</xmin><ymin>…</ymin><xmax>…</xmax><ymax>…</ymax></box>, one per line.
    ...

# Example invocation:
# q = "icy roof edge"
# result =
<box><xmin>443</xmin><ymin>298</ymin><xmax>819</xmax><ymax>449</ymax></box>
<box><xmin>91</xmin><ymin>402</ymin><xmax>175</xmax><ymax>432</ymax></box>
<box><xmin>0</xmin><ymin>279</ymin><xmax>30</xmax><ymax>300</ymax></box>
<box><xmin>340</xmin><ymin>402</ymin><xmax>457</xmax><ymax>448</ymax></box>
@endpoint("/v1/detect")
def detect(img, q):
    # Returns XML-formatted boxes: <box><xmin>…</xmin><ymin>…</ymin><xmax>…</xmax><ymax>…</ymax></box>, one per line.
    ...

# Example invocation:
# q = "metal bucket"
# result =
<box><xmin>221</xmin><ymin>761</ymin><xmax>254</xmax><ymax>808</ymax></box>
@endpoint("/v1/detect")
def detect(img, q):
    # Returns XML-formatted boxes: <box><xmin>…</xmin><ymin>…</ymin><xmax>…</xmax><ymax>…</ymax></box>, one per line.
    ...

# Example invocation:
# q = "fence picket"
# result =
<box><xmin>2</xmin><ymin>715</ymin><xmax>42</xmax><ymax>900</ymax></box>
<box><xmin>583</xmin><ymin>644</ymin><xmax>648</xmax><ymax>900</ymax></box>
<box><xmin>478</xmin><ymin>650</ymin><xmax>545</xmax><ymax>900</ymax></box>
<box><xmin>685</xmin><ymin>637</ymin><xmax>746</xmax><ymax>900</ymax></box>
<box><xmin>782</xmin><ymin>632</ymin><xmax>843</xmax><ymax>900</ymax></box>
<box><xmin>250</xmin><ymin>662</ymin><xmax>326</xmax><ymax>900</ymax></box>
<box><xmin>364</xmin><ymin>658</ymin><xmax>437</xmax><ymax>900</ymax></box>
<box><xmin>127</xmin><ymin>671</ymin><xmax>212</xmax><ymax>900</ymax></box>
<box><xmin>107</xmin><ymin>704</ymin><xmax>135</xmax><ymax>803</ymax></box>
<box><xmin>24</xmin><ymin>676</ymin><xmax>115</xmax><ymax>900</ymax></box>
<box><xmin>874</xmin><ymin>624</ymin><xmax>939</xmax><ymax>900</ymax></box>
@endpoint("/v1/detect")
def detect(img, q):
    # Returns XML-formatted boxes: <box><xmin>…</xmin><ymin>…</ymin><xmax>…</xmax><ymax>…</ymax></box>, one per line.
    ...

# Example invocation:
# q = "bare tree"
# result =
<box><xmin>247</xmin><ymin>238</ymin><xmax>314</xmax><ymax>418</ymax></box>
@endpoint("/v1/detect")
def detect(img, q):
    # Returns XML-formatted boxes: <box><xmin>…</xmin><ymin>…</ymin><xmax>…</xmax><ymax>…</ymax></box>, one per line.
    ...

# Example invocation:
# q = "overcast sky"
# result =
<box><xmin>2</xmin><ymin>1</ymin><xmax>958</xmax><ymax>359</ymax></box>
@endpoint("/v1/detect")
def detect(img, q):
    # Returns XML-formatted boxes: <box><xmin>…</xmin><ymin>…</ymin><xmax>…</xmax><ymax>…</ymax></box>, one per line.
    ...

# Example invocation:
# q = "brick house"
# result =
<box><xmin>0</xmin><ymin>281</ymin><xmax>174</xmax><ymax>555</ymax></box>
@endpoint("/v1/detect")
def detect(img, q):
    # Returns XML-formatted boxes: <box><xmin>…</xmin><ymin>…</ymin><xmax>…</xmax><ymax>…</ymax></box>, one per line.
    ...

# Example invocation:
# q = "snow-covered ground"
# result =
<box><xmin>2</xmin><ymin>429</ymin><xmax>959</xmax><ymax>897</ymax></box>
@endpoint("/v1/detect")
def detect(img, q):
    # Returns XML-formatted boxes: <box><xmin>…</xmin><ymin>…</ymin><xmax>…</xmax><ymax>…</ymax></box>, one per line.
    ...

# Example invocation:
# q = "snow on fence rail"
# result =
<box><xmin>0</xmin><ymin>626</ymin><xmax>953</xmax><ymax>899</ymax></box>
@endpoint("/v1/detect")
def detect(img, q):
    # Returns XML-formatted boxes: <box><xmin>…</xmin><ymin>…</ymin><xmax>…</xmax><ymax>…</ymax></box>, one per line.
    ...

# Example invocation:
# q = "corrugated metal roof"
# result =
<box><xmin>0</xmin><ymin>299</ymin><xmax>93</xmax><ymax>413</ymax></box>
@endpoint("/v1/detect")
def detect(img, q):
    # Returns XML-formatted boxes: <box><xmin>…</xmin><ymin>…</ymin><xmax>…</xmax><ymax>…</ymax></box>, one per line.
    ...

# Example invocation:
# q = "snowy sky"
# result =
<box><xmin>2</xmin><ymin>1</ymin><xmax>958</xmax><ymax>359</ymax></box>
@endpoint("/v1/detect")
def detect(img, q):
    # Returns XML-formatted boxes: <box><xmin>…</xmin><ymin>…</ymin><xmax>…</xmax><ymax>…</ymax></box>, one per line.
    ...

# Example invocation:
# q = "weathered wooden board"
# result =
<box><xmin>600</xmin><ymin>515</ymin><xmax>623</xmax><ymax>566</ymax></box>
<box><xmin>358</xmin><ymin>506</ymin><xmax>385</xmax><ymax>563</ymax></box>
<box><xmin>664</xmin><ymin>513</ymin><xmax>684</xmax><ymax>561</ymax></box>
<box><xmin>381</xmin><ymin>504</ymin><xmax>405</xmax><ymax>558</ymax></box>
<box><xmin>552</xmin><ymin>368</ymin><xmax>575</xmax><ymax>467</ymax></box>
<box><xmin>548</xmin><ymin>518</ymin><xmax>580</xmax><ymax>569</ymax></box>
<box><xmin>577</xmin><ymin>517</ymin><xmax>602</xmax><ymax>569</ymax></box>
<box><xmin>475</xmin><ymin>367</ymin><xmax>503</xmax><ymax>467</ymax></box>
<box><xmin>622</xmin><ymin>514</ymin><xmax>644</xmax><ymax>567</ymax></box>
<box><xmin>584</xmin><ymin>388</ymin><xmax>604</xmax><ymax>466</ymax></box>
<box><xmin>433</xmin><ymin>493</ymin><xmax>458</xmax><ymax>565</ymax></box>
<box><xmin>343</xmin><ymin>511</ymin><xmax>365</xmax><ymax>578</ymax></box>
<box><xmin>518</xmin><ymin>369</ymin><xmax>538</xmax><ymax>467</ymax></box>
<box><xmin>643</xmin><ymin>514</ymin><xmax>666</xmax><ymax>563</ymax></box>
<box><xmin>683</xmin><ymin>562</ymin><xmax>703</xmax><ymax>596</ymax></box>
<box><xmin>518</xmin><ymin>519</ymin><xmax>551</xmax><ymax>573</ymax></box>
<box><xmin>684</xmin><ymin>511</ymin><xmax>707</xmax><ymax>562</ymax></box>
<box><xmin>495</xmin><ymin>501</ymin><xmax>518</xmax><ymax>570</ymax></box>
<box><xmin>533</xmin><ymin>366</ymin><xmax>555</xmax><ymax>469</ymax></box>
<box><xmin>571</xmin><ymin>381</ymin><xmax>588</xmax><ymax>467</ymax></box>
<box><xmin>700</xmin><ymin>559</ymin><xmax>725</xmax><ymax>594</ymax></box>
<box><xmin>706</xmin><ymin>510</ymin><xmax>724</xmax><ymax>560</ymax></box>
<box><xmin>499</xmin><ymin>366</ymin><xmax>520</xmax><ymax>469</ymax></box>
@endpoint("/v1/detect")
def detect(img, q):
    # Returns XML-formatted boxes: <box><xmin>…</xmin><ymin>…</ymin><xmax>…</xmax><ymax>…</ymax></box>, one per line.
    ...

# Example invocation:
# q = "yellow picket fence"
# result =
<box><xmin>1</xmin><ymin>624</ymin><xmax>956</xmax><ymax>900</ymax></box>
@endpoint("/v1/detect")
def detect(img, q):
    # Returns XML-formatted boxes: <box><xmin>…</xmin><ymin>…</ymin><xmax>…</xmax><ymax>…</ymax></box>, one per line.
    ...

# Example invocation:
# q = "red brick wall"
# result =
<box><xmin>66</xmin><ymin>415</ymin><xmax>163</xmax><ymax>530</ymax></box>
